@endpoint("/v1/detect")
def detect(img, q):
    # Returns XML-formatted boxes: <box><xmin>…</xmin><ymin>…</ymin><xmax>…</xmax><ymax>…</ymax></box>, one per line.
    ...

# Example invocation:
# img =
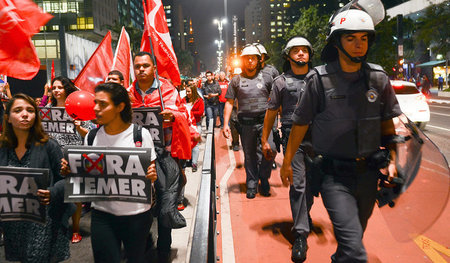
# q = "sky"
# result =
<box><xmin>179</xmin><ymin>0</ymin><xmax>252</xmax><ymax>70</ymax></box>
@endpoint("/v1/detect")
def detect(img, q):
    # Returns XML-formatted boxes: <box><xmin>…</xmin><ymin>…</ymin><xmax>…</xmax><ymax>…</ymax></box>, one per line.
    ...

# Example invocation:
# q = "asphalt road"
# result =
<box><xmin>423</xmin><ymin>101</ymin><xmax>450</xmax><ymax>163</ymax></box>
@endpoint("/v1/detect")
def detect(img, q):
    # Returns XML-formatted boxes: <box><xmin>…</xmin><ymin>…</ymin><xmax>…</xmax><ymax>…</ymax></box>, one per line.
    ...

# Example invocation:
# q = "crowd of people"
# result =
<box><xmin>0</xmin><ymin>4</ymin><xmax>427</xmax><ymax>263</ymax></box>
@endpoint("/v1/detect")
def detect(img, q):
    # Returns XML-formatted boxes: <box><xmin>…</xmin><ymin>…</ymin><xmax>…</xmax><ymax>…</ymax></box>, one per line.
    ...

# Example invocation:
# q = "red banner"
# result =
<box><xmin>74</xmin><ymin>31</ymin><xmax>113</xmax><ymax>94</ymax></box>
<box><xmin>141</xmin><ymin>0</ymin><xmax>181</xmax><ymax>86</ymax></box>
<box><xmin>112</xmin><ymin>27</ymin><xmax>134</xmax><ymax>88</ymax></box>
<box><xmin>0</xmin><ymin>0</ymin><xmax>53</xmax><ymax>80</ymax></box>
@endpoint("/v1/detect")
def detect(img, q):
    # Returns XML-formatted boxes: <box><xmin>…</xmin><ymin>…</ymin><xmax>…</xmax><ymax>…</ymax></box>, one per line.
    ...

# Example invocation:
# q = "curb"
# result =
<box><xmin>428</xmin><ymin>99</ymin><xmax>450</xmax><ymax>104</ymax></box>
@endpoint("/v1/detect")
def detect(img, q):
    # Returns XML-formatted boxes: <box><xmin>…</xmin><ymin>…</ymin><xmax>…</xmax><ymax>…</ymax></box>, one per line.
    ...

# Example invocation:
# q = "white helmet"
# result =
<box><xmin>283</xmin><ymin>37</ymin><xmax>314</xmax><ymax>58</ymax></box>
<box><xmin>240</xmin><ymin>44</ymin><xmax>261</xmax><ymax>57</ymax></box>
<box><xmin>327</xmin><ymin>9</ymin><xmax>375</xmax><ymax>40</ymax></box>
<box><xmin>321</xmin><ymin>9</ymin><xmax>375</xmax><ymax>63</ymax></box>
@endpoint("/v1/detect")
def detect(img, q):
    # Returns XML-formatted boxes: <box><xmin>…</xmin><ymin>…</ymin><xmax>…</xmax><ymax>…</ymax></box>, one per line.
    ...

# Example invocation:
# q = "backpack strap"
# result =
<box><xmin>133</xmin><ymin>124</ymin><xmax>143</xmax><ymax>147</ymax></box>
<box><xmin>86</xmin><ymin>127</ymin><xmax>100</xmax><ymax>146</ymax></box>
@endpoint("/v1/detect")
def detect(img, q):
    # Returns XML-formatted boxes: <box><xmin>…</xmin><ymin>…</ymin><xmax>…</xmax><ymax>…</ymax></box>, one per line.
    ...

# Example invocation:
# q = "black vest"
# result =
<box><xmin>236</xmin><ymin>72</ymin><xmax>269</xmax><ymax>116</ymax></box>
<box><xmin>312</xmin><ymin>61</ymin><xmax>386</xmax><ymax>158</ymax></box>
<box><xmin>279</xmin><ymin>73</ymin><xmax>307</xmax><ymax>125</ymax></box>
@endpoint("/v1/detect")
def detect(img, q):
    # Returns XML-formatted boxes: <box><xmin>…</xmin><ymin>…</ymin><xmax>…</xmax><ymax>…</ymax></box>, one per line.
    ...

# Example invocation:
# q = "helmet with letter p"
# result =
<box><xmin>321</xmin><ymin>9</ymin><xmax>376</xmax><ymax>63</ymax></box>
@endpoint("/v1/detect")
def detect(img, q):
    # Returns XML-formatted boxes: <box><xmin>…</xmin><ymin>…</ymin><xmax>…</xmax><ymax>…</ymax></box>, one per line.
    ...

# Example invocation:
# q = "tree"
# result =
<box><xmin>285</xmin><ymin>5</ymin><xmax>329</xmax><ymax>66</ymax></box>
<box><xmin>105</xmin><ymin>15</ymin><xmax>143</xmax><ymax>55</ymax></box>
<box><xmin>175</xmin><ymin>49</ymin><xmax>194</xmax><ymax>77</ymax></box>
<box><xmin>414</xmin><ymin>1</ymin><xmax>450</xmax><ymax>56</ymax></box>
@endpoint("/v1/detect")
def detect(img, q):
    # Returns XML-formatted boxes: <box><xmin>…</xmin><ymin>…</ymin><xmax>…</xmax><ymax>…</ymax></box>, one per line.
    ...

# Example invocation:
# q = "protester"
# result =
<box><xmin>202</xmin><ymin>71</ymin><xmax>221</xmax><ymax>130</ymax></box>
<box><xmin>61</xmin><ymin>82</ymin><xmax>157</xmax><ymax>263</ymax></box>
<box><xmin>217</xmin><ymin>71</ymin><xmax>229</xmax><ymax>129</ymax></box>
<box><xmin>280</xmin><ymin>9</ymin><xmax>401</xmax><ymax>262</ymax></box>
<box><xmin>46</xmin><ymin>76</ymin><xmax>94</xmax><ymax>243</ymax></box>
<box><xmin>182</xmin><ymin>84</ymin><xmax>204</xmax><ymax>172</ymax></box>
<box><xmin>222</xmin><ymin>44</ymin><xmax>276</xmax><ymax>199</ymax></box>
<box><xmin>106</xmin><ymin>70</ymin><xmax>125</xmax><ymax>86</ymax></box>
<box><xmin>0</xmin><ymin>93</ymin><xmax>75</xmax><ymax>262</ymax></box>
<box><xmin>128</xmin><ymin>51</ymin><xmax>191</xmax><ymax>262</ymax></box>
<box><xmin>261</xmin><ymin>36</ymin><xmax>314</xmax><ymax>262</ymax></box>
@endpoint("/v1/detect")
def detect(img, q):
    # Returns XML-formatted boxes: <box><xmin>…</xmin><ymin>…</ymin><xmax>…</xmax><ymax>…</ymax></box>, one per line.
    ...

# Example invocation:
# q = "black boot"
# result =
<box><xmin>291</xmin><ymin>235</ymin><xmax>308</xmax><ymax>262</ymax></box>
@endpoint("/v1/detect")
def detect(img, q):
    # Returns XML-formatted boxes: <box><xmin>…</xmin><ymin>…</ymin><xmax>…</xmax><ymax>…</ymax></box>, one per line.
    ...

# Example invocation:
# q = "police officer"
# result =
<box><xmin>254</xmin><ymin>43</ymin><xmax>280</xmax><ymax>80</ymax></box>
<box><xmin>222</xmin><ymin>44</ymin><xmax>276</xmax><ymax>199</ymax></box>
<box><xmin>261</xmin><ymin>37</ymin><xmax>314</xmax><ymax>263</ymax></box>
<box><xmin>280</xmin><ymin>9</ymin><xmax>402</xmax><ymax>263</ymax></box>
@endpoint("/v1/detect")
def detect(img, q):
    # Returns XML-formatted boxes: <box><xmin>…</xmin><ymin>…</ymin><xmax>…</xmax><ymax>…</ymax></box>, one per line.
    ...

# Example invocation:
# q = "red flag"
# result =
<box><xmin>141</xmin><ymin>0</ymin><xmax>181</xmax><ymax>86</ymax></box>
<box><xmin>74</xmin><ymin>31</ymin><xmax>113</xmax><ymax>94</ymax></box>
<box><xmin>112</xmin><ymin>27</ymin><xmax>134</xmax><ymax>88</ymax></box>
<box><xmin>51</xmin><ymin>59</ymin><xmax>55</xmax><ymax>81</ymax></box>
<box><xmin>0</xmin><ymin>0</ymin><xmax>53</xmax><ymax>80</ymax></box>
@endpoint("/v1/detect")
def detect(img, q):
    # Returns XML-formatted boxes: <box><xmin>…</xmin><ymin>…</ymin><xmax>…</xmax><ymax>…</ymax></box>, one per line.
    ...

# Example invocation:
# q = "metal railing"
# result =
<box><xmin>189</xmin><ymin>120</ymin><xmax>217</xmax><ymax>263</ymax></box>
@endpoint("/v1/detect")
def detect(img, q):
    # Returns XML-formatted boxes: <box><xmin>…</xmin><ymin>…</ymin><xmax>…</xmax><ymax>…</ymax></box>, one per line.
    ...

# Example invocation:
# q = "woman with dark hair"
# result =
<box><xmin>62</xmin><ymin>82</ymin><xmax>157</xmax><ymax>263</ymax></box>
<box><xmin>182</xmin><ymin>84</ymin><xmax>204</xmax><ymax>172</ymax></box>
<box><xmin>0</xmin><ymin>93</ymin><xmax>74</xmax><ymax>262</ymax></box>
<box><xmin>45</xmin><ymin>76</ymin><xmax>94</xmax><ymax>243</ymax></box>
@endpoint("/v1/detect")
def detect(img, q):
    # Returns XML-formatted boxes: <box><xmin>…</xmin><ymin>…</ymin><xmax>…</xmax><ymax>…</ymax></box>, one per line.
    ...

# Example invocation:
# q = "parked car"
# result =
<box><xmin>390</xmin><ymin>80</ymin><xmax>430</xmax><ymax>129</ymax></box>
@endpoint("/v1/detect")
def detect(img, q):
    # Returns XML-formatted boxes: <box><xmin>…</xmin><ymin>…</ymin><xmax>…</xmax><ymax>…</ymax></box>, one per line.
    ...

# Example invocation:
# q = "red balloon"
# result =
<box><xmin>65</xmin><ymin>91</ymin><xmax>96</xmax><ymax>121</ymax></box>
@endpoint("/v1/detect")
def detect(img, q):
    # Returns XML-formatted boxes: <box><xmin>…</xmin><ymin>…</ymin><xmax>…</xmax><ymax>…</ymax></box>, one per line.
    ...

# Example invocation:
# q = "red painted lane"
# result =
<box><xmin>213</xmin><ymin>129</ymin><xmax>450</xmax><ymax>262</ymax></box>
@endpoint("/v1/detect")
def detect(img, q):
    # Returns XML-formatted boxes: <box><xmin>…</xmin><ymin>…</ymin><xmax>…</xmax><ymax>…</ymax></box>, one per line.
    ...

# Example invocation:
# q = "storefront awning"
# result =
<box><xmin>416</xmin><ymin>60</ymin><xmax>446</xmax><ymax>67</ymax></box>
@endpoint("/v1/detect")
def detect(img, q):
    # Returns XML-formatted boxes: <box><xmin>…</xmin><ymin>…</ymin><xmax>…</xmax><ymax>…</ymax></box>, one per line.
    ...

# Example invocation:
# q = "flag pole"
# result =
<box><xmin>144</xmin><ymin>0</ymin><xmax>165</xmax><ymax>111</ymax></box>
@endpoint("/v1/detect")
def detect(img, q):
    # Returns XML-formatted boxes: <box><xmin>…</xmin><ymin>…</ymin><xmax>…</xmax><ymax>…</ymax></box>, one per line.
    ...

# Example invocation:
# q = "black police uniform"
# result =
<box><xmin>268</xmin><ymin>70</ymin><xmax>313</xmax><ymax>239</ymax></box>
<box><xmin>292</xmin><ymin>61</ymin><xmax>402</xmax><ymax>262</ymax></box>
<box><xmin>262</xmin><ymin>64</ymin><xmax>280</xmax><ymax>80</ymax></box>
<box><xmin>226</xmin><ymin>71</ymin><xmax>275</xmax><ymax>193</ymax></box>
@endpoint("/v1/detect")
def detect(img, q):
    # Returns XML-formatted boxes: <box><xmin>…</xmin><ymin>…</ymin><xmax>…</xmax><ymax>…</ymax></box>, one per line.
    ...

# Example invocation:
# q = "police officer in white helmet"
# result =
<box><xmin>254</xmin><ymin>43</ymin><xmax>280</xmax><ymax>79</ymax></box>
<box><xmin>261</xmin><ymin>36</ymin><xmax>314</xmax><ymax>262</ymax></box>
<box><xmin>223</xmin><ymin>44</ymin><xmax>276</xmax><ymax>199</ymax></box>
<box><xmin>280</xmin><ymin>7</ymin><xmax>402</xmax><ymax>263</ymax></box>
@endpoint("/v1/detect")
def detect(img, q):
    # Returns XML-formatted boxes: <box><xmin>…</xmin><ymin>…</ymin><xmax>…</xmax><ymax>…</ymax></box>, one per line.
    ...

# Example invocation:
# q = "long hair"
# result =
<box><xmin>51</xmin><ymin>76</ymin><xmax>78</xmax><ymax>106</ymax></box>
<box><xmin>185</xmin><ymin>84</ymin><xmax>200</xmax><ymax>104</ymax></box>
<box><xmin>0</xmin><ymin>93</ymin><xmax>49</xmax><ymax>148</ymax></box>
<box><xmin>94</xmin><ymin>82</ymin><xmax>132</xmax><ymax>123</ymax></box>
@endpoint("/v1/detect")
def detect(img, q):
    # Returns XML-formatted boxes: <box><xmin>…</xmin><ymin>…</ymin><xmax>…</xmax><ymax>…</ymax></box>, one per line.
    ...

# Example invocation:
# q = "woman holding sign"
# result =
<box><xmin>46</xmin><ymin>76</ymin><xmax>95</xmax><ymax>243</ymax></box>
<box><xmin>61</xmin><ymin>82</ymin><xmax>157</xmax><ymax>263</ymax></box>
<box><xmin>0</xmin><ymin>94</ymin><xmax>74</xmax><ymax>262</ymax></box>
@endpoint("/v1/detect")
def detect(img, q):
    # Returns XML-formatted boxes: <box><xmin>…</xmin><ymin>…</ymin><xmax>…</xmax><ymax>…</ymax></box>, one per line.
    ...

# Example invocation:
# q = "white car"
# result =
<box><xmin>390</xmin><ymin>80</ymin><xmax>430</xmax><ymax>129</ymax></box>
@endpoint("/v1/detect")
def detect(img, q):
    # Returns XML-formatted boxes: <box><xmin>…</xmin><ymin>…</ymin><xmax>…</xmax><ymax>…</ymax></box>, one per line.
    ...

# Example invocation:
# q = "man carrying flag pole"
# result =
<box><xmin>127</xmin><ymin>1</ymin><xmax>193</xmax><ymax>261</ymax></box>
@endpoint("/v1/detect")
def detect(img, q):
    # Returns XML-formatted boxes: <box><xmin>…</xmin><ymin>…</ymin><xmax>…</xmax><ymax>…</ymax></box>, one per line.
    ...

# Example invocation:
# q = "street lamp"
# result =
<box><xmin>213</xmin><ymin>18</ymin><xmax>227</xmax><ymax>71</ymax></box>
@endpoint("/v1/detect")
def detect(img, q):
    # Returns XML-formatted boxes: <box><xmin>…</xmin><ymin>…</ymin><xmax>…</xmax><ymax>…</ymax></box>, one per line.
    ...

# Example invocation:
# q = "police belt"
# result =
<box><xmin>319</xmin><ymin>155</ymin><xmax>373</xmax><ymax>174</ymax></box>
<box><xmin>237</xmin><ymin>114</ymin><xmax>265</xmax><ymax>126</ymax></box>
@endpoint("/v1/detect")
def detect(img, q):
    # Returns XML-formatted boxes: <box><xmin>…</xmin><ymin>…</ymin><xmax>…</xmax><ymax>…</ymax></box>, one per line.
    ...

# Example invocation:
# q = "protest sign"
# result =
<box><xmin>64</xmin><ymin>146</ymin><xmax>153</xmax><ymax>203</ymax></box>
<box><xmin>39</xmin><ymin>107</ymin><xmax>77</xmax><ymax>135</ymax></box>
<box><xmin>0</xmin><ymin>166</ymin><xmax>49</xmax><ymax>224</ymax></box>
<box><xmin>132</xmin><ymin>107</ymin><xmax>164</xmax><ymax>147</ymax></box>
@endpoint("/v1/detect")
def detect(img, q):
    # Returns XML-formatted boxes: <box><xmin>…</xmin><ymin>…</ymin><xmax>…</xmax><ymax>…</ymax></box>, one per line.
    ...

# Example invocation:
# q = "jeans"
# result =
<box><xmin>91</xmin><ymin>209</ymin><xmax>153</xmax><ymax>263</ymax></box>
<box><xmin>205</xmin><ymin>103</ymin><xmax>219</xmax><ymax>130</ymax></box>
<box><xmin>191</xmin><ymin>122</ymin><xmax>202</xmax><ymax>165</ymax></box>
<box><xmin>218</xmin><ymin>102</ymin><xmax>225</xmax><ymax>127</ymax></box>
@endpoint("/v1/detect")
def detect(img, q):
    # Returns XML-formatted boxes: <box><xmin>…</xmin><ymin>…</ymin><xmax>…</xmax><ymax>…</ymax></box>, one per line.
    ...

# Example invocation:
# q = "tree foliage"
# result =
<box><xmin>285</xmin><ymin>5</ymin><xmax>329</xmax><ymax>67</ymax></box>
<box><xmin>414</xmin><ymin>1</ymin><xmax>449</xmax><ymax>56</ymax></box>
<box><xmin>105</xmin><ymin>16</ymin><xmax>143</xmax><ymax>55</ymax></box>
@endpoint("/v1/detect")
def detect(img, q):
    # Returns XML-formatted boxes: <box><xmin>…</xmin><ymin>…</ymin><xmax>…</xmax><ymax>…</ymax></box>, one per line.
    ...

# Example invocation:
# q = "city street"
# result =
<box><xmin>424</xmin><ymin>100</ymin><xmax>450</xmax><ymax>162</ymax></box>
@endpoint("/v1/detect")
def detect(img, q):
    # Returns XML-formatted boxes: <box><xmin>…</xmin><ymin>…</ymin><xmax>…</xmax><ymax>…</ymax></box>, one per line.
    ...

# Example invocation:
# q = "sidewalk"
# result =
<box><xmin>428</xmin><ymin>87</ymin><xmax>450</xmax><ymax>104</ymax></box>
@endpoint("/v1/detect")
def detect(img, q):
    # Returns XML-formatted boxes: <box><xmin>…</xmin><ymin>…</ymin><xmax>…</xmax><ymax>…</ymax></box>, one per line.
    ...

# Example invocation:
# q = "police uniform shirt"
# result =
<box><xmin>262</xmin><ymin>64</ymin><xmax>280</xmax><ymax>80</ymax></box>
<box><xmin>292</xmin><ymin>61</ymin><xmax>402</xmax><ymax>158</ymax></box>
<box><xmin>225</xmin><ymin>71</ymin><xmax>273</xmax><ymax>118</ymax></box>
<box><xmin>267</xmin><ymin>70</ymin><xmax>307</xmax><ymax>113</ymax></box>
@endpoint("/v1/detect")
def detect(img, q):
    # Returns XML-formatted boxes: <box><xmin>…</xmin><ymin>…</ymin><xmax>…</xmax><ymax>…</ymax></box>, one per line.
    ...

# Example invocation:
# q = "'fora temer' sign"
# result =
<box><xmin>39</xmin><ymin>107</ymin><xmax>77</xmax><ymax>135</ymax></box>
<box><xmin>0</xmin><ymin>167</ymin><xmax>49</xmax><ymax>224</ymax></box>
<box><xmin>132</xmin><ymin>107</ymin><xmax>164</xmax><ymax>147</ymax></box>
<box><xmin>63</xmin><ymin>146</ymin><xmax>153</xmax><ymax>204</ymax></box>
